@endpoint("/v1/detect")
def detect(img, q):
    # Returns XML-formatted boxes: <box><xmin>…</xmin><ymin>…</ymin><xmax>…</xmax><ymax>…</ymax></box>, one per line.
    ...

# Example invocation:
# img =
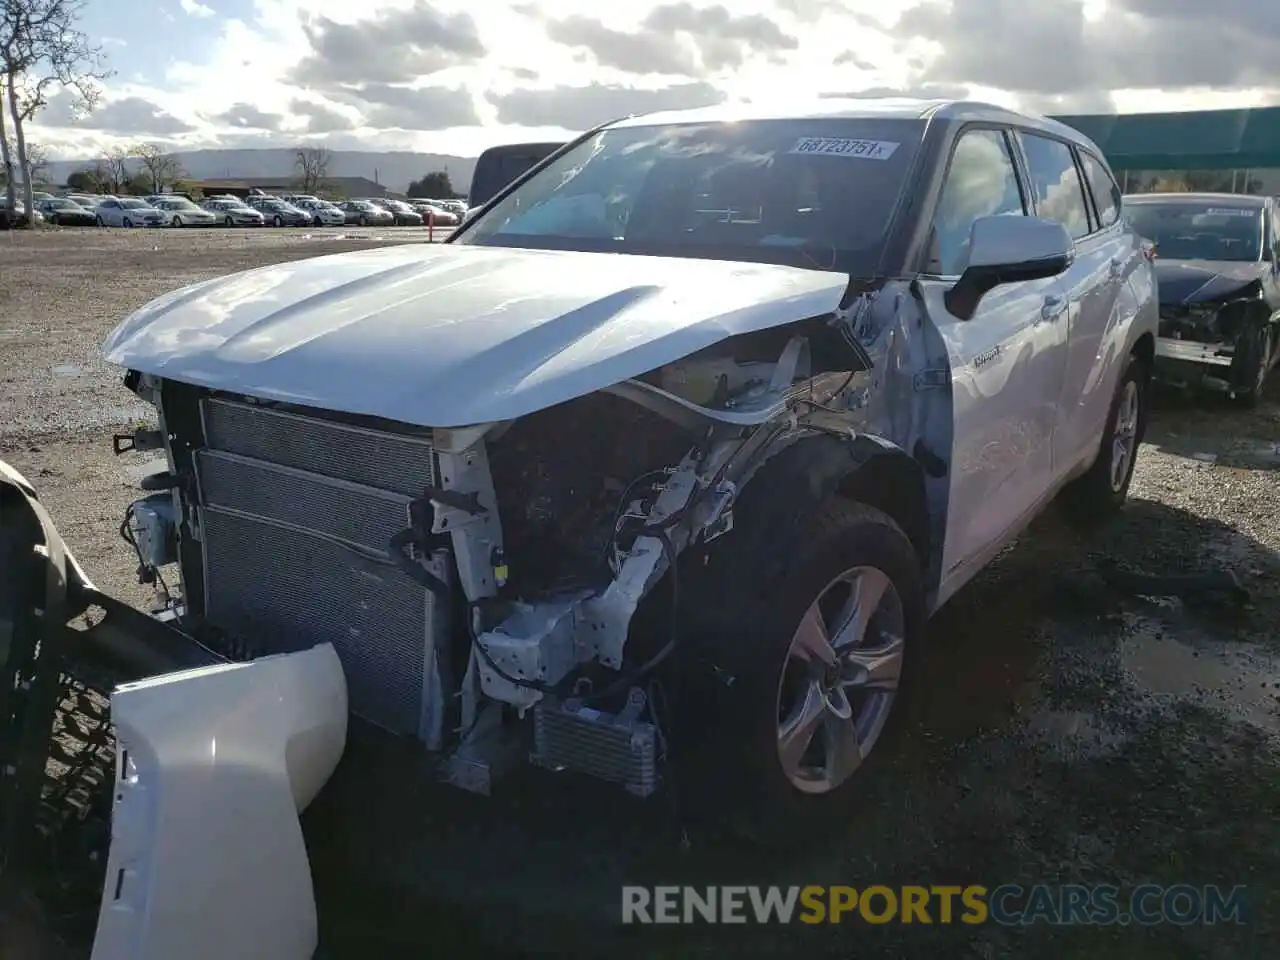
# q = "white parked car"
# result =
<box><xmin>0</xmin><ymin>99</ymin><xmax>1157</xmax><ymax>958</ymax></box>
<box><xmin>289</xmin><ymin>197</ymin><xmax>346</xmax><ymax>226</ymax></box>
<box><xmin>201</xmin><ymin>197</ymin><xmax>267</xmax><ymax>226</ymax></box>
<box><xmin>94</xmin><ymin>197</ymin><xmax>166</xmax><ymax>227</ymax></box>
<box><xmin>151</xmin><ymin>197</ymin><xmax>218</xmax><ymax>227</ymax></box>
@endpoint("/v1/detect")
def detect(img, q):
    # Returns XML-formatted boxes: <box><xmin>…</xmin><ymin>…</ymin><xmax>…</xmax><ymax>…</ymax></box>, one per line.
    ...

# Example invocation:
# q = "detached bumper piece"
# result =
<box><xmin>2</xmin><ymin>459</ymin><xmax>348</xmax><ymax>959</ymax></box>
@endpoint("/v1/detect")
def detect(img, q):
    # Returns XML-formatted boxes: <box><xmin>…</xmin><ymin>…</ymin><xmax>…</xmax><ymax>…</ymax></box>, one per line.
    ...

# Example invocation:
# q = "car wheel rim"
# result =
<box><xmin>775</xmin><ymin>565</ymin><xmax>905</xmax><ymax>795</ymax></box>
<box><xmin>1110</xmin><ymin>379</ymin><xmax>1140</xmax><ymax>493</ymax></box>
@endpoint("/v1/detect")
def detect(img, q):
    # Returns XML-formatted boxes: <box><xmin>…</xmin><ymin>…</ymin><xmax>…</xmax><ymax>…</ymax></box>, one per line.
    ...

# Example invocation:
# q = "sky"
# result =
<box><xmin>24</xmin><ymin>0</ymin><xmax>1280</xmax><ymax>160</ymax></box>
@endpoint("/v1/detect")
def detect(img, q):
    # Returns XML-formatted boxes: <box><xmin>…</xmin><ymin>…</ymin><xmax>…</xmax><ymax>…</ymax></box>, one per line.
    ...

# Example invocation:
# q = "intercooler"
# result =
<box><xmin>193</xmin><ymin>397</ymin><xmax>450</xmax><ymax>739</ymax></box>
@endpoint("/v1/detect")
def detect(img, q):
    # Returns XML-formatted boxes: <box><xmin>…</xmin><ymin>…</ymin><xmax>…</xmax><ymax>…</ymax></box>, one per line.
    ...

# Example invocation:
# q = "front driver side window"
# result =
<box><xmin>930</xmin><ymin>129</ymin><xmax>1026</xmax><ymax>276</ymax></box>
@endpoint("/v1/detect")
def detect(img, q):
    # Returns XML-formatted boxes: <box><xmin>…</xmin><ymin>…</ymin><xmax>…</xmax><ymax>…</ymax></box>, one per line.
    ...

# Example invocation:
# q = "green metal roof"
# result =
<box><xmin>1051</xmin><ymin>107</ymin><xmax>1280</xmax><ymax>171</ymax></box>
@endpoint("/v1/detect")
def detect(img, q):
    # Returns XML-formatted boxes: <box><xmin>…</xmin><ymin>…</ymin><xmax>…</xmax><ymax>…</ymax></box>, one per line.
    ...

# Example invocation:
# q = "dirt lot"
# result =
<box><xmin>2</xmin><ymin>228</ymin><xmax>1278</xmax><ymax>958</ymax></box>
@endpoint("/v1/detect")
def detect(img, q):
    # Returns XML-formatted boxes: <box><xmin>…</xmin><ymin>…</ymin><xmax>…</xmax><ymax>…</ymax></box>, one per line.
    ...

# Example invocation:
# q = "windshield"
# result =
<box><xmin>120</xmin><ymin>200</ymin><xmax>151</xmax><ymax>210</ymax></box>
<box><xmin>1124</xmin><ymin>200</ymin><xmax>1264</xmax><ymax>262</ymax></box>
<box><xmin>50</xmin><ymin>200</ymin><xmax>79</xmax><ymax>209</ymax></box>
<box><xmin>158</xmin><ymin>199</ymin><xmax>197</xmax><ymax>210</ymax></box>
<box><xmin>456</xmin><ymin>117</ymin><xmax>925</xmax><ymax>272</ymax></box>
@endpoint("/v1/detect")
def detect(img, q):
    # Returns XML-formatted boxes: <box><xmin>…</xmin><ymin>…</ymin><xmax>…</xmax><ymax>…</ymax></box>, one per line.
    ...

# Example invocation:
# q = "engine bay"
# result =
<box><xmin>116</xmin><ymin>319</ymin><xmax>874</xmax><ymax>797</ymax></box>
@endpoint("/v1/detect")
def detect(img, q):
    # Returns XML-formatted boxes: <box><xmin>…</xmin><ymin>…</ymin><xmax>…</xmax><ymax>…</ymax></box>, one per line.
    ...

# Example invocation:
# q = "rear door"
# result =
<box><xmin>914</xmin><ymin>126</ymin><xmax>1071</xmax><ymax>599</ymax></box>
<box><xmin>1018</xmin><ymin>134</ymin><xmax>1133</xmax><ymax>472</ymax></box>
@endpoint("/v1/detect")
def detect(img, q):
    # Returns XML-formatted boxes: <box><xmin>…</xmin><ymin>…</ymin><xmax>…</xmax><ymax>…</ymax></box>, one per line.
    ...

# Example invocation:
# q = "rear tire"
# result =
<box><xmin>122</xmin><ymin>217</ymin><xmax>133</xmax><ymax>228</ymax></box>
<box><xmin>676</xmin><ymin>474</ymin><xmax>924</xmax><ymax>842</ymax></box>
<box><xmin>1062</xmin><ymin>351</ymin><xmax>1148</xmax><ymax>526</ymax></box>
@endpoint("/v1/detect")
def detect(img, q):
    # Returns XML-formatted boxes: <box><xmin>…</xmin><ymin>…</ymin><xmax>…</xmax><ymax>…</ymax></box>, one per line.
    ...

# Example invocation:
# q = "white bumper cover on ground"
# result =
<box><xmin>91</xmin><ymin>643</ymin><xmax>348</xmax><ymax>960</ymax></box>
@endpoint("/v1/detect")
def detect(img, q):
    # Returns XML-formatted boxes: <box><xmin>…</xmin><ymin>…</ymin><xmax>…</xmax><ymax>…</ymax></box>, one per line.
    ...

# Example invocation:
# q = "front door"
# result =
<box><xmin>915</xmin><ymin>127</ymin><xmax>1070</xmax><ymax>605</ymax></box>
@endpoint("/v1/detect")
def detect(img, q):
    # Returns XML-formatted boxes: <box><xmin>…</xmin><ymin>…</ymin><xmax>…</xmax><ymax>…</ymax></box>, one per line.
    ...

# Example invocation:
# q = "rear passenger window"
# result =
<box><xmin>1018</xmin><ymin>133</ymin><xmax>1093</xmax><ymax>240</ymax></box>
<box><xmin>930</xmin><ymin>129</ymin><xmax>1026</xmax><ymax>276</ymax></box>
<box><xmin>1079</xmin><ymin>152</ymin><xmax>1121</xmax><ymax>227</ymax></box>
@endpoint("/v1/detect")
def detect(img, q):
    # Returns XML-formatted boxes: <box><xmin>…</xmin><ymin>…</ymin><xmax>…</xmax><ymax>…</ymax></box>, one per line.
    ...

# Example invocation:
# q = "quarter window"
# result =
<box><xmin>930</xmin><ymin>129</ymin><xmax>1026</xmax><ymax>276</ymax></box>
<box><xmin>1079</xmin><ymin>151</ymin><xmax>1121</xmax><ymax>228</ymax></box>
<box><xmin>1018</xmin><ymin>133</ymin><xmax>1092</xmax><ymax>239</ymax></box>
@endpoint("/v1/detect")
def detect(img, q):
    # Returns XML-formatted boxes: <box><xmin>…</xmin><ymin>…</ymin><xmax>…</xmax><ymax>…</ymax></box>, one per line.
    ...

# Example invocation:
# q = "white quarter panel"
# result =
<box><xmin>919</xmin><ymin>276</ymin><xmax>1070</xmax><ymax>595</ymax></box>
<box><xmin>91</xmin><ymin>644</ymin><xmax>347</xmax><ymax>960</ymax></box>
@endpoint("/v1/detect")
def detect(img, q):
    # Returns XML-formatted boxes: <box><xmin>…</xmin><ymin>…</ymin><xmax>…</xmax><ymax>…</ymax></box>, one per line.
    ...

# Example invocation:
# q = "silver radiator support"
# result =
<box><xmin>531</xmin><ymin>688</ymin><xmax>660</xmax><ymax>797</ymax></box>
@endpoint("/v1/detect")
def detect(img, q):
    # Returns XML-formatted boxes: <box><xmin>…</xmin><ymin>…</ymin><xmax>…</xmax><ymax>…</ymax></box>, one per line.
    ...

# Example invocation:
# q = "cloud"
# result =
<box><xmin>335</xmin><ymin>84</ymin><xmax>480</xmax><ymax>130</ymax></box>
<box><xmin>214</xmin><ymin>102</ymin><xmax>283</xmax><ymax>130</ymax></box>
<box><xmin>545</xmin><ymin>16</ymin><xmax>698</xmax><ymax>77</ymax></box>
<box><xmin>291</xmin><ymin>1</ymin><xmax>486</xmax><ymax>87</ymax></box>
<box><xmin>179</xmin><ymin>0</ymin><xmax>215</xmax><ymax>18</ymax></box>
<box><xmin>487</xmin><ymin>81</ymin><xmax>727</xmax><ymax>131</ymax></box>
<box><xmin>40</xmin><ymin>95</ymin><xmax>195</xmax><ymax>136</ymax></box>
<box><xmin>543</xmin><ymin>4</ymin><xmax>799</xmax><ymax>77</ymax></box>
<box><xmin>820</xmin><ymin>83</ymin><xmax>972</xmax><ymax>101</ymax></box>
<box><xmin>890</xmin><ymin>0</ymin><xmax>1280</xmax><ymax>95</ymax></box>
<box><xmin>290</xmin><ymin>98</ymin><xmax>358</xmax><ymax>134</ymax></box>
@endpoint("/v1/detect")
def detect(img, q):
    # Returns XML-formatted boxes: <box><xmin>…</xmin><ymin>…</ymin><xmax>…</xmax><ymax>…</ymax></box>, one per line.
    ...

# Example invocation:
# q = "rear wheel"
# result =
<box><xmin>225</xmin><ymin>215</ymin><xmax>235</xmax><ymax>226</ymax></box>
<box><xmin>1062</xmin><ymin>352</ymin><xmax>1147</xmax><ymax>525</ymax></box>
<box><xmin>122</xmin><ymin>217</ymin><xmax>133</xmax><ymax>228</ymax></box>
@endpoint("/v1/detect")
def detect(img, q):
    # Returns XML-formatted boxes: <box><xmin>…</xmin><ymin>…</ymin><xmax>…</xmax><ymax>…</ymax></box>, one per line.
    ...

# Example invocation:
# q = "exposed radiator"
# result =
<box><xmin>195</xmin><ymin>397</ymin><xmax>448</xmax><ymax>739</ymax></box>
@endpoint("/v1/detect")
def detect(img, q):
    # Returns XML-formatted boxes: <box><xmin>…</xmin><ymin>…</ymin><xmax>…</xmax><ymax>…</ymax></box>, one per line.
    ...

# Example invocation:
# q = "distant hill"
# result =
<box><xmin>44</xmin><ymin>148</ymin><xmax>477</xmax><ymax>194</ymax></box>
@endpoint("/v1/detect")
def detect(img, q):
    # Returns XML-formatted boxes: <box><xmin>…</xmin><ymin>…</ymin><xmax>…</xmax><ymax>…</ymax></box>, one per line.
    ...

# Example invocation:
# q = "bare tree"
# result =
<box><xmin>294</xmin><ymin>145</ymin><xmax>332</xmax><ymax>193</ymax></box>
<box><xmin>1</xmin><ymin>0</ymin><xmax>109</xmax><ymax>216</ymax></box>
<box><xmin>134</xmin><ymin>141</ymin><xmax>183</xmax><ymax>192</ymax></box>
<box><xmin>100</xmin><ymin>144</ymin><xmax>129</xmax><ymax>194</ymax></box>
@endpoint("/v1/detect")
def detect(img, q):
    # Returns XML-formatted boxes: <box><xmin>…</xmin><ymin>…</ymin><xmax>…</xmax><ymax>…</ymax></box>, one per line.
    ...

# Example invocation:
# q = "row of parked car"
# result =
<box><xmin>10</xmin><ymin>189</ymin><xmax>467</xmax><ymax>229</ymax></box>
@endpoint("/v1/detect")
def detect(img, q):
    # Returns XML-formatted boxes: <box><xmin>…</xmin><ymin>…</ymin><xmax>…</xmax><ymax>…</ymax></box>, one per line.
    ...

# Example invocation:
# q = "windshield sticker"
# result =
<box><xmin>1205</xmin><ymin>207</ymin><xmax>1257</xmax><ymax>217</ymax></box>
<box><xmin>789</xmin><ymin>137</ymin><xmax>900</xmax><ymax>160</ymax></box>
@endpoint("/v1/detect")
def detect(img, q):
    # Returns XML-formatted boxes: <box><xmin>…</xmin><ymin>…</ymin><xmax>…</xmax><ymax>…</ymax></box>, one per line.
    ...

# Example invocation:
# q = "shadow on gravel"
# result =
<box><xmin>306</xmin><ymin>497</ymin><xmax>1279</xmax><ymax>960</ymax></box>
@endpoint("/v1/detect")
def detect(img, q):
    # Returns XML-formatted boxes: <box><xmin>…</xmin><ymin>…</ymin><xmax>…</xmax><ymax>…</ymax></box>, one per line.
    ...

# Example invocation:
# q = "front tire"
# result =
<box><xmin>1062</xmin><ymin>351</ymin><xmax>1148</xmax><ymax>525</ymax></box>
<box><xmin>1227</xmin><ymin>324</ymin><xmax>1272</xmax><ymax>409</ymax></box>
<box><xmin>122</xmin><ymin>217</ymin><xmax>133</xmax><ymax>228</ymax></box>
<box><xmin>172</xmin><ymin>215</ymin><xmax>183</xmax><ymax>227</ymax></box>
<box><xmin>679</xmin><ymin>487</ymin><xmax>924</xmax><ymax>840</ymax></box>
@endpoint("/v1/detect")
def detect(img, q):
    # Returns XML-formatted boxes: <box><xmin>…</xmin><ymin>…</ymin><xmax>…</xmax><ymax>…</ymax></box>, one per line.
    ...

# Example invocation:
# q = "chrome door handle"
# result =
<box><xmin>1041</xmin><ymin>295</ymin><xmax>1067</xmax><ymax>321</ymax></box>
<box><xmin>1109</xmin><ymin>257</ymin><xmax>1124</xmax><ymax>278</ymax></box>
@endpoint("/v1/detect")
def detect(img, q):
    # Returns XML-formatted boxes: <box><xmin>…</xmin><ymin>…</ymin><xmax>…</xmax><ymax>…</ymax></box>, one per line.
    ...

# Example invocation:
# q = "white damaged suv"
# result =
<box><xmin>0</xmin><ymin>99</ymin><xmax>1157</xmax><ymax>957</ymax></box>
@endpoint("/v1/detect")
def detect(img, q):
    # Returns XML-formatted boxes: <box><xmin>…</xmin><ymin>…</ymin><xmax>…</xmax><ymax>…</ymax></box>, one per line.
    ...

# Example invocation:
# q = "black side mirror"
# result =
<box><xmin>944</xmin><ymin>215</ymin><xmax>1075</xmax><ymax>321</ymax></box>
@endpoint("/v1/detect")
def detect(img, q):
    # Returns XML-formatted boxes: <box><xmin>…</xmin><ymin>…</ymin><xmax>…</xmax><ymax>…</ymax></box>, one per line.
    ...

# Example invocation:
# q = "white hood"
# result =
<box><xmin>102</xmin><ymin>244</ymin><xmax>847</xmax><ymax>427</ymax></box>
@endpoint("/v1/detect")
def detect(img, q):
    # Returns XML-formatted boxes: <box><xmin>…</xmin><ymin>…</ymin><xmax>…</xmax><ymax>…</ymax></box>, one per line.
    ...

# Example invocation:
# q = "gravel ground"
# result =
<box><xmin>1</xmin><ymin>229</ymin><xmax>1277</xmax><ymax>958</ymax></box>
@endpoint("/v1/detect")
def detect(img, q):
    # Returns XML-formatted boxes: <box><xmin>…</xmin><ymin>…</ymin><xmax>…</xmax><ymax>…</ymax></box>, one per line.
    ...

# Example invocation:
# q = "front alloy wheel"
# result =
<box><xmin>777</xmin><ymin>566</ymin><xmax>906</xmax><ymax>794</ymax></box>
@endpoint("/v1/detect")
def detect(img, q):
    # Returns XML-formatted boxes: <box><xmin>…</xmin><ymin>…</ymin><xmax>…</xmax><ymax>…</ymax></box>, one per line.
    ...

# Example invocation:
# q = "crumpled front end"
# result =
<box><xmin>0</xmin><ymin>460</ymin><xmax>347</xmax><ymax>959</ymax></box>
<box><xmin>1152</xmin><ymin>268</ymin><xmax>1271</xmax><ymax>393</ymax></box>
